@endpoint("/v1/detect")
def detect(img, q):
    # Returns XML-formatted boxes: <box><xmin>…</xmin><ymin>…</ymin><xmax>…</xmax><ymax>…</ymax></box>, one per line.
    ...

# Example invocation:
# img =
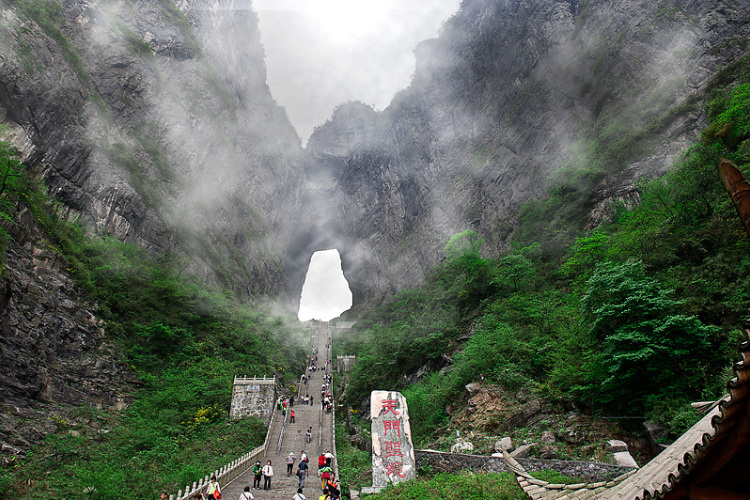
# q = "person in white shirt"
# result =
<box><xmin>239</xmin><ymin>485</ymin><xmax>254</xmax><ymax>500</ymax></box>
<box><xmin>262</xmin><ymin>460</ymin><xmax>274</xmax><ymax>491</ymax></box>
<box><xmin>292</xmin><ymin>487</ymin><xmax>305</xmax><ymax>500</ymax></box>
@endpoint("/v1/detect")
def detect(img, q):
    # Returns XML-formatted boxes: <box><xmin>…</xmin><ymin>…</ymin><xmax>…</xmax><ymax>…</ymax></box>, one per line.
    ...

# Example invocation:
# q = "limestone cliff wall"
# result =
<box><xmin>291</xmin><ymin>0</ymin><xmax>750</xmax><ymax>308</ymax></box>
<box><xmin>0</xmin><ymin>201</ymin><xmax>135</xmax><ymax>463</ymax></box>
<box><xmin>0</xmin><ymin>0</ymin><xmax>304</xmax><ymax>299</ymax></box>
<box><xmin>0</xmin><ymin>0</ymin><xmax>302</xmax><ymax>461</ymax></box>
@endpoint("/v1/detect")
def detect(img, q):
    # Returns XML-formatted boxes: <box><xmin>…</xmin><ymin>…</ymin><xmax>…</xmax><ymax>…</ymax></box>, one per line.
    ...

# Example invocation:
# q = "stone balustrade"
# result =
<box><xmin>171</xmin><ymin>382</ymin><xmax>278</xmax><ymax>500</ymax></box>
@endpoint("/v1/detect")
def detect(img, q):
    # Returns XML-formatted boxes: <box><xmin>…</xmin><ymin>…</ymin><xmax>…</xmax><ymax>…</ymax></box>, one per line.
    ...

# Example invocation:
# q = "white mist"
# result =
<box><xmin>298</xmin><ymin>249</ymin><xmax>353</xmax><ymax>321</ymax></box>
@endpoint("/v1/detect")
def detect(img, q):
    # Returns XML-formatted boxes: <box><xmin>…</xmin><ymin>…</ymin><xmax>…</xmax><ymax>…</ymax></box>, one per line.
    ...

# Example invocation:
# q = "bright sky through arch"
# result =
<box><xmin>298</xmin><ymin>249</ymin><xmax>353</xmax><ymax>322</ymax></box>
<box><xmin>253</xmin><ymin>0</ymin><xmax>462</xmax><ymax>143</ymax></box>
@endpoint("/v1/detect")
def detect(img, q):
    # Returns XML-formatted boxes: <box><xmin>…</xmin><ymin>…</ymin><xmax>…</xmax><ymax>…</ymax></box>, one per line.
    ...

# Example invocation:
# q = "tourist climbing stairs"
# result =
<box><xmin>219</xmin><ymin>328</ymin><xmax>338</xmax><ymax>500</ymax></box>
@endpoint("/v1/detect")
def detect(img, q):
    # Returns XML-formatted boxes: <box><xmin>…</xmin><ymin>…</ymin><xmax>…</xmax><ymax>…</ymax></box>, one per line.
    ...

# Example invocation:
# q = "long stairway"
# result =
<box><xmin>222</xmin><ymin>328</ymin><xmax>336</xmax><ymax>500</ymax></box>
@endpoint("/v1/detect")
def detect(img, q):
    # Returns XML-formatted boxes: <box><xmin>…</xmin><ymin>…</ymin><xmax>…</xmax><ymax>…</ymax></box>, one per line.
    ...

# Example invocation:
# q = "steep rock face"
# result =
<box><xmin>0</xmin><ymin>201</ymin><xmax>135</xmax><ymax>462</ymax></box>
<box><xmin>0</xmin><ymin>0</ymin><xmax>302</xmax><ymax>459</ymax></box>
<box><xmin>0</xmin><ymin>0</ymin><xmax>303</xmax><ymax>298</ymax></box>
<box><xmin>292</xmin><ymin>0</ymin><xmax>750</xmax><ymax>307</ymax></box>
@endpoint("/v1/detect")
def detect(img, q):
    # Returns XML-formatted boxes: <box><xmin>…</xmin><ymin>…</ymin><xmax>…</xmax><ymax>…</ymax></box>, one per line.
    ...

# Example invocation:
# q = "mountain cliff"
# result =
<box><xmin>3</xmin><ymin>0</ymin><xmax>749</xmax><ymax>320</ymax></box>
<box><xmin>0</xmin><ymin>0</ymin><xmax>303</xmax><ymax>298</ymax></box>
<box><xmin>291</xmin><ymin>0</ymin><xmax>750</xmax><ymax>308</ymax></box>
<box><xmin>1</xmin><ymin>0</ymin><xmax>750</xmax><ymax>463</ymax></box>
<box><xmin>0</xmin><ymin>0</ymin><xmax>304</xmax><ymax>460</ymax></box>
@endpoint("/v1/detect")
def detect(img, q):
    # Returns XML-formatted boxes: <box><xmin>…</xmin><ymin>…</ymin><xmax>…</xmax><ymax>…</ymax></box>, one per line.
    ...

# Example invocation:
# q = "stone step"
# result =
<box><xmin>221</xmin><ymin>330</ymin><xmax>337</xmax><ymax>500</ymax></box>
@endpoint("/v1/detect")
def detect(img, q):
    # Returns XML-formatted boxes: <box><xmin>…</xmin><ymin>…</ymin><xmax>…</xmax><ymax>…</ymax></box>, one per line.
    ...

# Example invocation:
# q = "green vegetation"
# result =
<box><xmin>105</xmin><ymin>142</ymin><xmax>166</xmax><ymax>209</ymax></box>
<box><xmin>0</xmin><ymin>132</ymin><xmax>32</xmax><ymax>253</ymax></box>
<box><xmin>0</xmin><ymin>141</ymin><xmax>306</xmax><ymax>499</ymax></box>
<box><xmin>335</xmin><ymin>418</ymin><xmax>371</xmax><ymax>497</ymax></box>
<box><xmin>342</xmin><ymin>55</ymin><xmax>750</xmax><ymax>449</ymax></box>
<box><xmin>155</xmin><ymin>0</ymin><xmax>202</xmax><ymax>56</ymax></box>
<box><xmin>112</xmin><ymin>17</ymin><xmax>154</xmax><ymax>59</ymax></box>
<box><xmin>363</xmin><ymin>473</ymin><xmax>527</xmax><ymax>500</ymax></box>
<box><xmin>14</xmin><ymin>28</ymin><xmax>41</xmax><ymax>76</ymax></box>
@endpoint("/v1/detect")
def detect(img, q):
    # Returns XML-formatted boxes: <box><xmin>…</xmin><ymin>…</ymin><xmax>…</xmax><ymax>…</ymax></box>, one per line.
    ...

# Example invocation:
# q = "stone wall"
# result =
<box><xmin>414</xmin><ymin>450</ymin><xmax>631</xmax><ymax>482</ymax></box>
<box><xmin>229</xmin><ymin>376</ymin><xmax>276</xmax><ymax>423</ymax></box>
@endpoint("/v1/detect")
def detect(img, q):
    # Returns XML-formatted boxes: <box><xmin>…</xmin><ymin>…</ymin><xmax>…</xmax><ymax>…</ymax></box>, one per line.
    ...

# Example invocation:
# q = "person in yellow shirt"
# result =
<box><xmin>206</xmin><ymin>476</ymin><xmax>221</xmax><ymax>499</ymax></box>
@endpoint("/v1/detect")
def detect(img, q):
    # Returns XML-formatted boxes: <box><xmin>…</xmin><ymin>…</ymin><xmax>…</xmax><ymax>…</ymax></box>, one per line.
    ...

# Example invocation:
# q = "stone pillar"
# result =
<box><xmin>371</xmin><ymin>390</ymin><xmax>416</xmax><ymax>488</ymax></box>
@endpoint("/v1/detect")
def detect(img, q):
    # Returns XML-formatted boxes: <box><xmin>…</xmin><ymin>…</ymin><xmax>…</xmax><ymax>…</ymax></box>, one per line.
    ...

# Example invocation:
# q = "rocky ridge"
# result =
<box><xmin>0</xmin><ymin>0</ymin><xmax>303</xmax><ymax>298</ymax></box>
<box><xmin>291</xmin><ymin>0</ymin><xmax>750</xmax><ymax>308</ymax></box>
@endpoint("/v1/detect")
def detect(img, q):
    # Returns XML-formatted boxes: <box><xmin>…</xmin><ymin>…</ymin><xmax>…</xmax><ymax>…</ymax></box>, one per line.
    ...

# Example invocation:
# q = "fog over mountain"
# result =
<box><xmin>253</xmin><ymin>0</ymin><xmax>463</xmax><ymax>143</ymax></box>
<box><xmin>0</xmin><ymin>0</ymin><xmax>748</xmax><ymax>339</ymax></box>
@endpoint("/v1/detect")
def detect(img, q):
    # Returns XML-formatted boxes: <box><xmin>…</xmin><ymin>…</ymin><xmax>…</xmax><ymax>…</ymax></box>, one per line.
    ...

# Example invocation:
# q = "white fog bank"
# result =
<box><xmin>298</xmin><ymin>249</ymin><xmax>353</xmax><ymax>322</ymax></box>
<box><xmin>253</xmin><ymin>0</ymin><xmax>462</xmax><ymax>143</ymax></box>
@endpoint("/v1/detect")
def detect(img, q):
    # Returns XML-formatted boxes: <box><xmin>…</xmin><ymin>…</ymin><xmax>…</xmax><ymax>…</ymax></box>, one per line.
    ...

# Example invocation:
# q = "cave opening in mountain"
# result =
<box><xmin>297</xmin><ymin>249</ymin><xmax>353</xmax><ymax>322</ymax></box>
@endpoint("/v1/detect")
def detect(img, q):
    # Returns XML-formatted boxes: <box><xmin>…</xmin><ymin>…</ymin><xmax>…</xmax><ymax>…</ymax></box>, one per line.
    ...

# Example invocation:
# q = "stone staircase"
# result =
<box><xmin>220</xmin><ymin>329</ymin><xmax>337</xmax><ymax>500</ymax></box>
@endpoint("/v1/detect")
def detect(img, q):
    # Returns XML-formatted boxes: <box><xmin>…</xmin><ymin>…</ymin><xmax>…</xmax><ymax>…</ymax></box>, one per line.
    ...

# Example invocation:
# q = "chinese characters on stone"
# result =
<box><xmin>370</xmin><ymin>390</ymin><xmax>415</xmax><ymax>488</ymax></box>
<box><xmin>380</xmin><ymin>399</ymin><xmax>407</xmax><ymax>479</ymax></box>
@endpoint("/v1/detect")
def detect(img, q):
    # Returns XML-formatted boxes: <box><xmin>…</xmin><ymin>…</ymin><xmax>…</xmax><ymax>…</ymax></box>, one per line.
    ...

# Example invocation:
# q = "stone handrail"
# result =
<box><xmin>234</xmin><ymin>375</ymin><xmax>275</xmax><ymax>384</ymax></box>
<box><xmin>171</xmin><ymin>401</ymin><xmax>278</xmax><ymax>500</ymax></box>
<box><xmin>171</xmin><ymin>446</ymin><xmax>264</xmax><ymax>500</ymax></box>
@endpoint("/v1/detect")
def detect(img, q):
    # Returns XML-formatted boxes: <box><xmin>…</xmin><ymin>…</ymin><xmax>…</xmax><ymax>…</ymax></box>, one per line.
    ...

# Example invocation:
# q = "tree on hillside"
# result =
<box><xmin>580</xmin><ymin>260</ymin><xmax>716</xmax><ymax>414</ymax></box>
<box><xmin>496</xmin><ymin>254</ymin><xmax>535</xmax><ymax>292</ymax></box>
<box><xmin>443</xmin><ymin>229</ymin><xmax>483</xmax><ymax>259</ymax></box>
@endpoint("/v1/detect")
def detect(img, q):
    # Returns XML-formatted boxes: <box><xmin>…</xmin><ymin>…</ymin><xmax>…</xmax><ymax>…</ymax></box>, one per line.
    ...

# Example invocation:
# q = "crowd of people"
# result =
<box><xmin>288</xmin><ymin>449</ymin><xmax>340</xmax><ymax>500</ymax></box>
<box><xmin>182</xmin><ymin>449</ymin><xmax>341</xmax><ymax>499</ymax></box>
<box><xmin>171</xmin><ymin>331</ymin><xmax>342</xmax><ymax>500</ymax></box>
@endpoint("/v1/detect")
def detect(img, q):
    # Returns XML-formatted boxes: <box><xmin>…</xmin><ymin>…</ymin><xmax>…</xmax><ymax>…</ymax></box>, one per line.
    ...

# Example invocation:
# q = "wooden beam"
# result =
<box><xmin>705</xmin><ymin>450</ymin><xmax>750</xmax><ymax>489</ymax></box>
<box><xmin>719</xmin><ymin>158</ymin><xmax>750</xmax><ymax>241</ymax></box>
<box><xmin>661</xmin><ymin>482</ymin><xmax>689</xmax><ymax>500</ymax></box>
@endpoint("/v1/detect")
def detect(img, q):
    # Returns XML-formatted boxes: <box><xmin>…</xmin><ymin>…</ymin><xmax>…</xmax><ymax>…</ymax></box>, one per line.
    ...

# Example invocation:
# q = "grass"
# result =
<box><xmin>0</xmin><ymin>155</ymin><xmax>308</xmax><ymax>498</ymax></box>
<box><xmin>364</xmin><ymin>472</ymin><xmax>528</xmax><ymax>500</ymax></box>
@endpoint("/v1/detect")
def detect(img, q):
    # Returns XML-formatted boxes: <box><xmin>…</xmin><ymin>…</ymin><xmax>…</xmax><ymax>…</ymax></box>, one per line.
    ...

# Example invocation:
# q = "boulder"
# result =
<box><xmin>608</xmin><ymin>439</ymin><xmax>629</xmax><ymax>453</ymax></box>
<box><xmin>465</xmin><ymin>383</ymin><xmax>481</xmax><ymax>396</ymax></box>
<box><xmin>540</xmin><ymin>431</ymin><xmax>556</xmax><ymax>444</ymax></box>
<box><xmin>451</xmin><ymin>438</ymin><xmax>474</xmax><ymax>454</ymax></box>
<box><xmin>494</xmin><ymin>437</ymin><xmax>513</xmax><ymax>452</ymax></box>
<box><xmin>613</xmin><ymin>451</ymin><xmax>638</xmax><ymax>468</ymax></box>
<box><xmin>643</xmin><ymin>421</ymin><xmax>668</xmax><ymax>452</ymax></box>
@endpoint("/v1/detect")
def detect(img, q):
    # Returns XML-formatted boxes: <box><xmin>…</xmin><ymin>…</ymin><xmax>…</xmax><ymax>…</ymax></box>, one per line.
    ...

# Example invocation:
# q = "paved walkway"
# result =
<box><xmin>223</xmin><ymin>328</ymin><xmax>336</xmax><ymax>500</ymax></box>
